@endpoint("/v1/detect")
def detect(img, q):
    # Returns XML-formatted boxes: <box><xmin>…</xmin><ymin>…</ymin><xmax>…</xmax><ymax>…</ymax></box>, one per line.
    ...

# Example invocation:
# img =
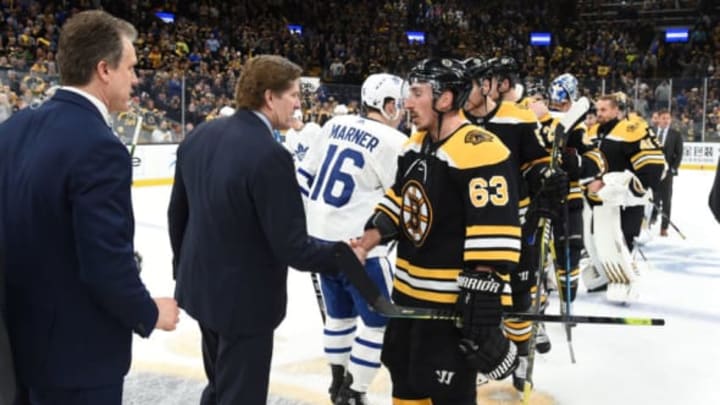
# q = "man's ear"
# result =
<box><xmin>264</xmin><ymin>89</ymin><xmax>274</xmax><ymax>109</ymax></box>
<box><xmin>97</xmin><ymin>60</ymin><xmax>111</xmax><ymax>84</ymax></box>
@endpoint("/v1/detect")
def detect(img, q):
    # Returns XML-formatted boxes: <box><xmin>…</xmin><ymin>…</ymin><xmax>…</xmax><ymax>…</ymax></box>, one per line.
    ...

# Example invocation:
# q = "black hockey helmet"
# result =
<box><xmin>407</xmin><ymin>58</ymin><xmax>472</xmax><ymax>110</ymax></box>
<box><xmin>485</xmin><ymin>56</ymin><xmax>520</xmax><ymax>85</ymax></box>
<box><xmin>463</xmin><ymin>56</ymin><xmax>489</xmax><ymax>80</ymax></box>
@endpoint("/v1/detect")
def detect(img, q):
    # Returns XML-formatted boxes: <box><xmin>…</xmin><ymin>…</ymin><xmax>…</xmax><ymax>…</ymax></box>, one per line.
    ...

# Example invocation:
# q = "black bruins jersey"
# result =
<box><xmin>596</xmin><ymin>115</ymin><xmax>666</xmax><ymax>194</ymax></box>
<box><xmin>537</xmin><ymin>112</ymin><xmax>607</xmax><ymax>208</ymax></box>
<box><xmin>374</xmin><ymin>124</ymin><xmax>520</xmax><ymax>309</ymax></box>
<box><xmin>466</xmin><ymin>100</ymin><xmax>550</xmax><ymax>215</ymax></box>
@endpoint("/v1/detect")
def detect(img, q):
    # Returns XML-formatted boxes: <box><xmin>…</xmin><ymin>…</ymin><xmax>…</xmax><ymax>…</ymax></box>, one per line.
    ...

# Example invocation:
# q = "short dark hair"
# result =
<box><xmin>657</xmin><ymin>109</ymin><xmax>671</xmax><ymax>116</ymax></box>
<box><xmin>57</xmin><ymin>10</ymin><xmax>137</xmax><ymax>86</ymax></box>
<box><xmin>234</xmin><ymin>55</ymin><xmax>302</xmax><ymax>110</ymax></box>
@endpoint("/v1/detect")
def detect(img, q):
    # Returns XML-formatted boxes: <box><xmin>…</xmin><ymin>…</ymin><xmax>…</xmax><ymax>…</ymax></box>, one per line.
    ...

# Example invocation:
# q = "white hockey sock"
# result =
<box><xmin>324</xmin><ymin>317</ymin><xmax>357</xmax><ymax>367</ymax></box>
<box><xmin>347</xmin><ymin>326</ymin><xmax>385</xmax><ymax>393</ymax></box>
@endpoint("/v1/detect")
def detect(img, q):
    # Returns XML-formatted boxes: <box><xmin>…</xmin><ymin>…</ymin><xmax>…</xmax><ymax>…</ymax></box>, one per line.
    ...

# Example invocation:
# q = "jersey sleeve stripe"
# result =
<box><xmin>297</xmin><ymin>167</ymin><xmax>314</xmax><ymax>187</ymax></box>
<box><xmin>466</xmin><ymin>225</ymin><xmax>521</xmax><ymax>237</ymax></box>
<box><xmin>464</xmin><ymin>237</ymin><xmax>521</xmax><ymax>250</ymax></box>
<box><xmin>464</xmin><ymin>250</ymin><xmax>521</xmax><ymax>263</ymax></box>
<box><xmin>393</xmin><ymin>276</ymin><xmax>458</xmax><ymax>304</ymax></box>
<box><xmin>520</xmin><ymin>156</ymin><xmax>551</xmax><ymax>173</ymax></box>
<box><xmin>376</xmin><ymin>205</ymin><xmax>400</xmax><ymax>226</ymax></box>
<box><xmin>396</xmin><ymin>258</ymin><xmax>461</xmax><ymax>280</ymax></box>
<box><xmin>633</xmin><ymin>158</ymin><xmax>665</xmax><ymax>170</ymax></box>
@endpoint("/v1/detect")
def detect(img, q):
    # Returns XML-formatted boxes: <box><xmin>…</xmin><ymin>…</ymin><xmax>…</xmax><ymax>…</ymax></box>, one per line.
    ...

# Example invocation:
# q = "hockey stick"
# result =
<box><xmin>523</xmin><ymin>97</ymin><xmax>591</xmax><ymax>403</ymax></box>
<box><xmin>129</xmin><ymin>111</ymin><xmax>143</xmax><ymax>158</ymax></box>
<box><xmin>310</xmin><ymin>272</ymin><xmax>327</xmax><ymax>324</ymax></box>
<box><xmin>649</xmin><ymin>199</ymin><xmax>686</xmax><ymax>240</ymax></box>
<box><xmin>333</xmin><ymin>243</ymin><xmax>664</xmax><ymax>326</ymax></box>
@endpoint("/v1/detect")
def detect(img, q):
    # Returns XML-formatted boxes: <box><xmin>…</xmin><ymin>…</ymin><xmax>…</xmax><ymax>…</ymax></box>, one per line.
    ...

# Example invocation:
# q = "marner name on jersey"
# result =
<box><xmin>329</xmin><ymin>123</ymin><xmax>380</xmax><ymax>152</ymax></box>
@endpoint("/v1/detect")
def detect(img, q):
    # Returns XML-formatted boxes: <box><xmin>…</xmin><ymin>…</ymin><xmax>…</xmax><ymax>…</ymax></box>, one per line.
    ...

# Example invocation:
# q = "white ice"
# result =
<box><xmin>126</xmin><ymin>169</ymin><xmax>720</xmax><ymax>404</ymax></box>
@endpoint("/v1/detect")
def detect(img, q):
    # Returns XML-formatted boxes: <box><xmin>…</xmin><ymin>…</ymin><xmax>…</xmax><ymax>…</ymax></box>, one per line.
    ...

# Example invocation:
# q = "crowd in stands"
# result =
<box><xmin>0</xmin><ymin>0</ymin><xmax>718</xmax><ymax>142</ymax></box>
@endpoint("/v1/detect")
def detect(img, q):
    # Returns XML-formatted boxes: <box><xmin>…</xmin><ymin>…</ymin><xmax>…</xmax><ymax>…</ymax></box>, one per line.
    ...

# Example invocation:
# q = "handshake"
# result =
<box><xmin>153</xmin><ymin>297</ymin><xmax>180</xmax><ymax>331</ymax></box>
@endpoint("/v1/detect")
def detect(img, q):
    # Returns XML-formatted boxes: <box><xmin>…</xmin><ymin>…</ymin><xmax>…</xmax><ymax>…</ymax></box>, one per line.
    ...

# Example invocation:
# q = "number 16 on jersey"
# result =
<box><xmin>309</xmin><ymin>145</ymin><xmax>365</xmax><ymax>208</ymax></box>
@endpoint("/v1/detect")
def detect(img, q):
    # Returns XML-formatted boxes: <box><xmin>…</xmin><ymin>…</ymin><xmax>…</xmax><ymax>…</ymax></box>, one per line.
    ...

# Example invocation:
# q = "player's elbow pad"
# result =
<box><xmin>364</xmin><ymin>210</ymin><xmax>398</xmax><ymax>244</ymax></box>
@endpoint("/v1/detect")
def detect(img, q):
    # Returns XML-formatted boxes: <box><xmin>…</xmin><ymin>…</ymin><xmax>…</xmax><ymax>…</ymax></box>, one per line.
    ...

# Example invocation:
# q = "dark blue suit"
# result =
<box><xmin>169</xmin><ymin>109</ymin><xmax>337</xmax><ymax>404</ymax></box>
<box><xmin>0</xmin><ymin>90</ymin><xmax>158</xmax><ymax>404</ymax></box>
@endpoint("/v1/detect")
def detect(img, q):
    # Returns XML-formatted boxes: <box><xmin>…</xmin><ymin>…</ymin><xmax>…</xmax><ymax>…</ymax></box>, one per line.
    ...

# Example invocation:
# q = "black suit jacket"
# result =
<box><xmin>0</xmin><ymin>90</ymin><xmax>158</xmax><ymax>389</ymax></box>
<box><xmin>169</xmin><ymin>109</ymin><xmax>337</xmax><ymax>337</ymax></box>
<box><xmin>0</xmin><ymin>246</ymin><xmax>16</xmax><ymax>405</ymax></box>
<box><xmin>659</xmin><ymin>127</ymin><xmax>683</xmax><ymax>174</ymax></box>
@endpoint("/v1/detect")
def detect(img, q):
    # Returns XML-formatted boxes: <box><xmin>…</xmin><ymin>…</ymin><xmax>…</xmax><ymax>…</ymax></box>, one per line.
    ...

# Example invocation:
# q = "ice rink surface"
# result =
<box><xmin>125</xmin><ymin>169</ymin><xmax>720</xmax><ymax>404</ymax></box>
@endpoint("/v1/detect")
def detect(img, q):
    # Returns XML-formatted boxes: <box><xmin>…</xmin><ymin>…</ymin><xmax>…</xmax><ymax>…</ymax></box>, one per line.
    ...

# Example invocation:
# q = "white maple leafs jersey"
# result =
<box><xmin>284</xmin><ymin>122</ymin><xmax>322</xmax><ymax>164</ymax></box>
<box><xmin>297</xmin><ymin>114</ymin><xmax>406</xmax><ymax>245</ymax></box>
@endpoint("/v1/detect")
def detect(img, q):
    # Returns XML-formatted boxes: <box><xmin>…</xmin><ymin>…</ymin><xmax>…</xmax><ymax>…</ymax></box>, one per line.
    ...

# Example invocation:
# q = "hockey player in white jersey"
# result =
<box><xmin>297</xmin><ymin>73</ymin><xmax>407</xmax><ymax>405</ymax></box>
<box><xmin>284</xmin><ymin>109</ymin><xmax>322</xmax><ymax>164</ymax></box>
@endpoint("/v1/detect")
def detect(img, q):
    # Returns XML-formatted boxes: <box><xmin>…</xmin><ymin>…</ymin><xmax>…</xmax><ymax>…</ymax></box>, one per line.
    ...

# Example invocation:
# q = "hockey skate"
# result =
<box><xmin>328</xmin><ymin>364</ymin><xmax>346</xmax><ymax>403</ymax></box>
<box><xmin>535</xmin><ymin>322</ymin><xmax>552</xmax><ymax>354</ymax></box>
<box><xmin>334</xmin><ymin>372</ymin><xmax>369</xmax><ymax>405</ymax></box>
<box><xmin>511</xmin><ymin>355</ymin><xmax>529</xmax><ymax>392</ymax></box>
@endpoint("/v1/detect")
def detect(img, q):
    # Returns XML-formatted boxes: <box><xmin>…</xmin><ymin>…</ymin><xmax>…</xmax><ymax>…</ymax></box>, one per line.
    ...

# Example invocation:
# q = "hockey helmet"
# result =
<box><xmin>463</xmin><ymin>56</ymin><xmax>490</xmax><ymax>80</ymax></box>
<box><xmin>549</xmin><ymin>73</ymin><xmax>579</xmax><ymax>104</ymax></box>
<box><xmin>407</xmin><ymin>58</ymin><xmax>472</xmax><ymax>110</ymax></box>
<box><xmin>361</xmin><ymin>73</ymin><xmax>405</xmax><ymax>121</ymax></box>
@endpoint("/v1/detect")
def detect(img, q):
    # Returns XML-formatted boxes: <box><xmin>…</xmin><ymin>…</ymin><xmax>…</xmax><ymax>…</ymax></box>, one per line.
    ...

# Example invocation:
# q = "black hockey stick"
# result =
<box><xmin>648</xmin><ymin>199</ymin><xmax>686</xmax><ymax>240</ymax></box>
<box><xmin>310</xmin><ymin>272</ymin><xmax>326</xmax><ymax>324</ymax></box>
<box><xmin>333</xmin><ymin>243</ymin><xmax>664</xmax><ymax>326</ymax></box>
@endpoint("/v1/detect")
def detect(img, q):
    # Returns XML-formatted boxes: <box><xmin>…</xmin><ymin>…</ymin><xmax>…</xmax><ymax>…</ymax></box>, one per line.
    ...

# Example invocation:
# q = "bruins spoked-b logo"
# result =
<box><xmin>401</xmin><ymin>180</ymin><xmax>433</xmax><ymax>246</ymax></box>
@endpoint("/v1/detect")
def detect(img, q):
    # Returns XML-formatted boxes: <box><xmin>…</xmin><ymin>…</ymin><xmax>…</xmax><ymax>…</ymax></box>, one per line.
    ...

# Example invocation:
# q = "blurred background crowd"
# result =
<box><xmin>0</xmin><ymin>0</ymin><xmax>718</xmax><ymax>143</ymax></box>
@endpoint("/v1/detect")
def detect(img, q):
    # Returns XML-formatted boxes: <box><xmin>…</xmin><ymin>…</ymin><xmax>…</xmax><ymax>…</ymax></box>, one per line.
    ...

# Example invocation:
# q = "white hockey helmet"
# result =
<box><xmin>333</xmin><ymin>104</ymin><xmax>348</xmax><ymax>116</ymax></box>
<box><xmin>361</xmin><ymin>73</ymin><xmax>405</xmax><ymax>121</ymax></box>
<box><xmin>218</xmin><ymin>106</ymin><xmax>236</xmax><ymax>117</ymax></box>
<box><xmin>549</xmin><ymin>73</ymin><xmax>578</xmax><ymax>104</ymax></box>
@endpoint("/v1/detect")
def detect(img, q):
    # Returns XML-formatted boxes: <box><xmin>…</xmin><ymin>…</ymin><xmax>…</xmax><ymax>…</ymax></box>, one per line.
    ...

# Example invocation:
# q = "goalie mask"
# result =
<box><xmin>361</xmin><ymin>73</ymin><xmax>405</xmax><ymax>121</ymax></box>
<box><xmin>549</xmin><ymin>73</ymin><xmax>578</xmax><ymax>104</ymax></box>
<box><xmin>407</xmin><ymin>58</ymin><xmax>472</xmax><ymax>111</ymax></box>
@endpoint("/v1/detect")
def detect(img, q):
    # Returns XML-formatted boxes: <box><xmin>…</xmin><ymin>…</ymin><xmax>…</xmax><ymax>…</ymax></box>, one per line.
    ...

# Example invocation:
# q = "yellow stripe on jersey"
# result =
<box><xmin>393</xmin><ymin>277</ymin><xmax>458</xmax><ymax>304</ymax></box>
<box><xmin>631</xmin><ymin>150</ymin><xmax>666</xmax><ymax>171</ymax></box>
<box><xmin>520</xmin><ymin>155</ymin><xmax>551</xmax><ymax>173</ymax></box>
<box><xmin>583</xmin><ymin>150</ymin><xmax>607</xmax><ymax>174</ymax></box>
<box><xmin>435</xmin><ymin>125</ymin><xmax>511</xmax><ymax>170</ymax></box>
<box><xmin>519</xmin><ymin>196</ymin><xmax>530</xmax><ymax>208</ymax></box>
<box><xmin>467</xmin><ymin>225</ymin><xmax>521</xmax><ymax>237</ymax></box>
<box><xmin>385</xmin><ymin>188</ymin><xmax>402</xmax><ymax>206</ymax></box>
<box><xmin>395</xmin><ymin>258</ymin><xmax>461</xmax><ymax>280</ymax></box>
<box><xmin>393</xmin><ymin>399</ymin><xmax>432</xmax><ymax>405</ymax></box>
<box><xmin>464</xmin><ymin>250</ymin><xmax>520</xmax><ymax>263</ymax></box>
<box><xmin>376</xmin><ymin>205</ymin><xmax>399</xmax><ymax>225</ymax></box>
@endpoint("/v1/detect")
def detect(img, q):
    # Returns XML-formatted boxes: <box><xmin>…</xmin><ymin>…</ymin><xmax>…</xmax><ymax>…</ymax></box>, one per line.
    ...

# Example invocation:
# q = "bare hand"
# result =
<box><xmin>153</xmin><ymin>297</ymin><xmax>180</xmax><ymax>331</ymax></box>
<box><xmin>587</xmin><ymin>179</ymin><xmax>604</xmax><ymax>194</ymax></box>
<box><xmin>349</xmin><ymin>239</ymin><xmax>368</xmax><ymax>265</ymax></box>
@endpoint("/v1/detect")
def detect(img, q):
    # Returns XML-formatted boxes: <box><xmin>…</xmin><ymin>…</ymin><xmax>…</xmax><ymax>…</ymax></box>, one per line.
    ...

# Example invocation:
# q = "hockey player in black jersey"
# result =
<box><xmin>463</xmin><ymin>56</ymin><xmax>568</xmax><ymax>391</ymax></box>
<box><xmin>353</xmin><ymin>58</ymin><xmax>520</xmax><ymax>405</ymax></box>
<box><xmin>532</xmin><ymin>74</ymin><xmax>606</xmax><ymax>306</ymax></box>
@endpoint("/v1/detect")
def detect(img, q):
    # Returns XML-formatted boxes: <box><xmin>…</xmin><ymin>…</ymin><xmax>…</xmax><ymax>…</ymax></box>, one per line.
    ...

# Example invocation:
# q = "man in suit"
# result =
<box><xmin>0</xmin><ymin>11</ymin><xmax>179</xmax><ymax>405</ymax></box>
<box><xmin>0</xmin><ymin>246</ymin><xmax>15</xmax><ymax>405</ymax></box>
<box><xmin>653</xmin><ymin>109</ymin><xmax>683</xmax><ymax>236</ymax></box>
<box><xmin>168</xmin><ymin>55</ymin><xmax>341</xmax><ymax>405</ymax></box>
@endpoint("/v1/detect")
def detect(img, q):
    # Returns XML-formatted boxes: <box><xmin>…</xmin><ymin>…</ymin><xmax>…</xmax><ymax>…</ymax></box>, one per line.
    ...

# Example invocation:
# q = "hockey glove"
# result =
<box><xmin>537</xmin><ymin>167</ymin><xmax>569</xmax><ymax>205</ymax></box>
<box><xmin>456</xmin><ymin>268</ymin><xmax>518</xmax><ymax>379</ymax></box>
<box><xmin>560</xmin><ymin>148</ymin><xmax>581</xmax><ymax>180</ymax></box>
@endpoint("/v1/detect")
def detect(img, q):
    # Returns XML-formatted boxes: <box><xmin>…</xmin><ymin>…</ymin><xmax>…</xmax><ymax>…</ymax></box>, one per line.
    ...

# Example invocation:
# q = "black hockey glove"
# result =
<box><xmin>560</xmin><ymin>148</ymin><xmax>581</xmax><ymax>180</ymax></box>
<box><xmin>537</xmin><ymin>167</ymin><xmax>569</xmax><ymax>205</ymax></box>
<box><xmin>456</xmin><ymin>268</ymin><xmax>518</xmax><ymax>379</ymax></box>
